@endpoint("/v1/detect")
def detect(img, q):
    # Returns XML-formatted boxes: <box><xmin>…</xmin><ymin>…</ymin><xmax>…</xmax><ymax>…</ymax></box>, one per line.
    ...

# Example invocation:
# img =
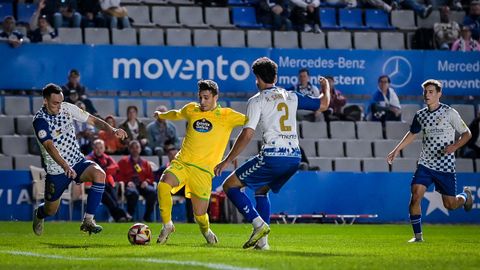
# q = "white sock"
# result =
<box><xmin>84</xmin><ymin>213</ymin><xmax>94</xmax><ymax>221</ymax></box>
<box><xmin>163</xmin><ymin>220</ymin><xmax>173</xmax><ymax>229</ymax></box>
<box><xmin>252</xmin><ymin>216</ymin><xmax>264</xmax><ymax>229</ymax></box>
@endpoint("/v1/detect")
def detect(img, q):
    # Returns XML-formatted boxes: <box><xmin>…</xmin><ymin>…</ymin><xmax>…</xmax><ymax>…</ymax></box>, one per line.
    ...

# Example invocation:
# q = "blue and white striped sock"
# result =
<box><xmin>409</xmin><ymin>214</ymin><xmax>422</xmax><ymax>235</ymax></box>
<box><xmin>457</xmin><ymin>192</ymin><xmax>468</xmax><ymax>205</ymax></box>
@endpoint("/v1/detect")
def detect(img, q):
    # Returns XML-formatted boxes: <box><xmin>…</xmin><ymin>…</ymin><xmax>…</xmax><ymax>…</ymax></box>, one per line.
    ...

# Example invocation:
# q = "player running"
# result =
<box><xmin>155</xmin><ymin>80</ymin><xmax>246</xmax><ymax>245</ymax></box>
<box><xmin>387</xmin><ymin>79</ymin><xmax>473</xmax><ymax>243</ymax></box>
<box><xmin>32</xmin><ymin>83</ymin><xmax>127</xmax><ymax>235</ymax></box>
<box><xmin>214</xmin><ymin>57</ymin><xmax>330</xmax><ymax>250</ymax></box>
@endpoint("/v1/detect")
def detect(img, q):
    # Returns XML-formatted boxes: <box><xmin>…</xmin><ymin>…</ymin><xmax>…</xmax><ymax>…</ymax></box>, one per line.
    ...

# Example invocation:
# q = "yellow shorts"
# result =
<box><xmin>165</xmin><ymin>159</ymin><xmax>213</xmax><ymax>200</ymax></box>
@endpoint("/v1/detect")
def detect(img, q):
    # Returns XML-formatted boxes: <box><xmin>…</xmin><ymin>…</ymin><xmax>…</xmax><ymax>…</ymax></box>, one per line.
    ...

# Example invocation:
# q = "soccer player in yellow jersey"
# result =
<box><xmin>154</xmin><ymin>80</ymin><xmax>246</xmax><ymax>244</ymax></box>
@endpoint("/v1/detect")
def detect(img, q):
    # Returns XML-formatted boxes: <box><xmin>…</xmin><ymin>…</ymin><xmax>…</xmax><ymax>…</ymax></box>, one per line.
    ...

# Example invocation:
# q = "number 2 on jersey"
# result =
<box><xmin>277</xmin><ymin>102</ymin><xmax>292</xmax><ymax>131</ymax></box>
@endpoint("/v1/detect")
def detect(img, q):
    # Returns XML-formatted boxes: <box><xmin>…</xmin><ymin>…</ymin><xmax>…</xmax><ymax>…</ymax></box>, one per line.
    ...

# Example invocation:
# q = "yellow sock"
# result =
<box><xmin>158</xmin><ymin>182</ymin><xmax>173</xmax><ymax>224</ymax></box>
<box><xmin>194</xmin><ymin>213</ymin><xmax>210</xmax><ymax>235</ymax></box>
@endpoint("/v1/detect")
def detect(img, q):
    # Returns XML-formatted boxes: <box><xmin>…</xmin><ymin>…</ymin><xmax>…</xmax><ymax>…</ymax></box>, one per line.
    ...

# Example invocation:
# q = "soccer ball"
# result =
<box><xmin>127</xmin><ymin>223</ymin><xmax>152</xmax><ymax>245</ymax></box>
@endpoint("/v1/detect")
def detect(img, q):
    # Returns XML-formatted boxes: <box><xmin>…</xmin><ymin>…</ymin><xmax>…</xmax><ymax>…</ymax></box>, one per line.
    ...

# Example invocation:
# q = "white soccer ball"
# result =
<box><xmin>127</xmin><ymin>223</ymin><xmax>151</xmax><ymax>245</ymax></box>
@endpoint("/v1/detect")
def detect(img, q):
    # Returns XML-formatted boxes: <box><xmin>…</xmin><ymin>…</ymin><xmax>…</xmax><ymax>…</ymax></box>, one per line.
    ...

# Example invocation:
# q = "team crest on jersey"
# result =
<box><xmin>193</xmin><ymin>118</ymin><xmax>212</xmax><ymax>133</ymax></box>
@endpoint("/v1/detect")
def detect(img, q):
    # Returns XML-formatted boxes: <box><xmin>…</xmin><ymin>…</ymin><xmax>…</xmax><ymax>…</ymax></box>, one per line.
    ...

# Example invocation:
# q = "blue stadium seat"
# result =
<box><xmin>365</xmin><ymin>9</ymin><xmax>395</xmax><ymax>30</ymax></box>
<box><xmin>319</xmin><ymin>8</ymin><xmax>340</xmax><ymax>30</ymax></box>
<box><xmin>228</xmin><ymin>0</ymin><xmax>256</xmax><ymax>6</ymax></box>
<box><xmin>232</xmin><ymin>7</ymin><xmax>263</xmax><ymax>28</ymax></box>
<box><xmin>17</xmin><ymin>4</ymin><xmax>36</xmax><ymax>24</ymax></box>
<box><xmin>339</xmin><ymin>8</ymin><xmax>367</xmax><ymax>30</ymax></box>
<box><xmin>0</xmin><ymin>3</ymin><xmax>13</xmax><ymax>20</ymax></box>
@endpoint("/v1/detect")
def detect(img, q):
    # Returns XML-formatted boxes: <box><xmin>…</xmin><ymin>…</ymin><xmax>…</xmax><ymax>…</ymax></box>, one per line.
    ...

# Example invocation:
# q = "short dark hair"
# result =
<box><xmin>421</xmin><ymin>79</ymin><xmax>442</xmax><ymax>92</ymax></box>
<box><xmin>325</xmin><ymin>75</ymin><xmax>334</xmax><ymax>81</ymax></box>
<box><xmin>69</xmin><ymin>69</ymin><xmax>80</xmax><ymax>77</ymax></box>
<box><xmin>42</xmin><ymin>83</ymin><xmax>63</xmax><ymax>98</ymax></box>
<box><xmin>252</xmin><ymin>57</ymin><xmax>277</xmax><ymax>84</ymax></box>
<box><xmin>197</xmin><ymin>80</ymin><xmax>219</xmax><ymax>96</ymax></box>
<box><xmin>378</xmin><ymin>75</ymin><xmax>391</xmax><ymax>83</ymax></box>
<box><xmin>299</xmin><ymin>68</ymin><xmax>309</xmax><ymax>75</ymax></box>
<box><xmin>127</xmin><ymin>105</ymin><xmax>138</xmax><ymax>114</ymax></box>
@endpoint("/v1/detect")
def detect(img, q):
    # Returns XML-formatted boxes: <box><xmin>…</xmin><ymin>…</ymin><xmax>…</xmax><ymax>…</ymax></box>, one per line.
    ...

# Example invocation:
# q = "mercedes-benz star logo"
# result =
<box><xmin>382</xmin><ymin>56</ymin><xmax>412</xmax><ymax>88</ymax></box>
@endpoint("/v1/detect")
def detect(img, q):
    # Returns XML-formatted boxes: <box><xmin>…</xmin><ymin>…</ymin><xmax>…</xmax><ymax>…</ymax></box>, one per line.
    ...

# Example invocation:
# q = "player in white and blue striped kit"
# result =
<box><xmin>214</xmin><ymin>57</ymin><xmax>330</xmax><ymax>249</ymax></box>
<box><xmin>32</xmin><ymin>84</ymin><xmax>127</xmax><ymax>236</ymax></box>
<box><xmin>387</xmin><ymin>79</ymin><xmax>473</xmax><ymax>243</ymax></box>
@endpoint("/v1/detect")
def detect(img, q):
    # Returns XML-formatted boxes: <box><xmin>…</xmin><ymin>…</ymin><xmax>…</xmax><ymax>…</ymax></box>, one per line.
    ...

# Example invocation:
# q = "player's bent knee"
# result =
<box><xmin>93</xmin><ymin>169</ymin><xmax>106</xmax><ymax>184</ymax></box>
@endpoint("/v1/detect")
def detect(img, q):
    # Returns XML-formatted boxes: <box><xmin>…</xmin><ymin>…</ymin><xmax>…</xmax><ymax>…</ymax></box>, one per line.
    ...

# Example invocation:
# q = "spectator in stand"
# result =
<box><xmin>117</xmin><ymin>140</ymin><xmax>156</xmax><ymax>222</ymax></box>
<box><xmin>462</xmin><ymin>112</ymin><xmax>480</xmax><ymax>159</ymax></box>
<box><xmin>99</xmin><ymin>0</ymin><xmax>130</xmax><ymax>29</ymax></box>
<box><xmin>430</xmin><ymin>0</ymin><xmax>463</xmax><ymax>10</ymax></box>
<box><xmin>78</xmin><ymin>0</ymin><xmax>106</xmax><ymax>28</ymax></box>
<box><xmin>323</xmin><ymin>76</ymin><xmax>347</xmax><ymax>122</ymax></box>
<box><xmin>256</xmin><ymin>0</ymin><xmax>292</xmax><ymax>31</ymax></box>
<box><xmin>366</xmin><ymin>75</ymin><xmax>402</xmax><ymax>122</ymax></box>
<box><xmin>42</xmin><ymin>0</ymin><xmax>81</xmax><ymax>29</ymax></box>
<box><xmin>29</xmin><ymin>9</ymin><xmax>58</xmax><ymax>44</ymax></box>
<box><xmin>289</xmin><ymin>0</ymin><xmax>321</xmax><ymax>33</ymax></box>
<box><xmin>120</xmin><ymin>106</ymin><xmax>152</xmax><ymax>156</ymax></box>
<box><xmin>394</xmin><ymin>0</ymin><xmax>433</xmax><ymax>19</ymax></box>
<box><xmin>463</xmin><ymin>1</ymin><xmax>480</xmax><ymax>41</ymax></box>
<box><xmin>62</xmin><ymin>69</ymin><xmax>97</xmax><ymax>115</ymax></box>
<box><xmin>147</xmin><ymin>105</ymin><xmax>181</xmax><ymax>160</ymax></box>
<box><xmin>451</xmin><ymin>26</ymin><xmax>480</xmax><ymax>51</ymax></box>
<box><xmin>86</xmin><ymin>139</ymin><xmax>131</xmax><ymax>222</ymax></box>
<box><xmin>362</xmin><ymin>0</ymin><xmax>396</xmax><ymax>14</ymax></box>
<box><xmin>289</xmin><ymin>68</ymin><xmax>322</xmax><ymax>122</ymax></box>
<box><xmin>73</xmin><ymin>101</ymin><xmax>96</xmax><ymax>154</ymax></box>
<box><xmin>434</xmin><ymin>6</ymin><xmax>460</xmax><ymax>50</ymax></box>
<box><xmin>98</xmin><ymin>115</ymin><xmax>127</xmax><ymax>155</ymax></box>
<box><xmin>0</xmin><ymin>16</ymin><xmax>29</xmax><ymax>48</ymax></box>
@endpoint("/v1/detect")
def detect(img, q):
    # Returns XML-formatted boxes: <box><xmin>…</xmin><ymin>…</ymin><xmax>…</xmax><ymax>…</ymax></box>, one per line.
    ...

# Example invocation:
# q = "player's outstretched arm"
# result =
<box><xmin>387</xmin><ymin>131</ymin><xmax>416</xmax><ymax>164</ymax></box>
<box><xmin>87</xmin><ymin>115</ymin><xmax>127</xmax><ymax>140</ymax></box>
<box><xmin>154</xmin><ymin>109</ymin><xmax>185</xmax><ymax>121</ymax></box>
<box><xmin>42</xmin><ymin>140</ymin><xmax>77</xmax><ymax>179</ymax></box>
<box><xmin>214</xmin><ymin>127</ymin><xmax>255</xmax><ymax>176</ymax></box>
<box><xmin>318</xmin><ymin>76</ymin><xmax>331</xmax><ymax>112</ymax></box>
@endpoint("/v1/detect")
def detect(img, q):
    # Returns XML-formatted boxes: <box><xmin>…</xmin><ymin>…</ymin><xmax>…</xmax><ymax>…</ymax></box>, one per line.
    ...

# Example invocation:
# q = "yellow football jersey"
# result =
<box><xmin>157</xmin><ymin>102</ymin><xmax>246</xmax><ymax>175</ymax></box>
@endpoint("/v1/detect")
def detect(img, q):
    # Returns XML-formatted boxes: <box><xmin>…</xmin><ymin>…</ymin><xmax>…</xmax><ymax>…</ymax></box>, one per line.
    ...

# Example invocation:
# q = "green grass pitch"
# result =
<box><xmin>0</xmin><ymin>222</ymin><xmax>479</xmax><ymax>269</ymax></box>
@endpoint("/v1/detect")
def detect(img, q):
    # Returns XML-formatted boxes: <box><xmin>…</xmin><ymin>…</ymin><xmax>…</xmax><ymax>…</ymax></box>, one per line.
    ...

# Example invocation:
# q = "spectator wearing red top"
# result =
<box><xmin>117</xmin><ymin>140</ymin><xmax>156</xmax><ymax>222</ymax></box>
<box><xmin>98</xmin><ymin>115</ymin><xmax>126</xmax><ymax>155</ymax></box>
<box><xmin>86</xmin><ymin>139</ymin><xmax>131</xmax><ymax>222</ymax></box>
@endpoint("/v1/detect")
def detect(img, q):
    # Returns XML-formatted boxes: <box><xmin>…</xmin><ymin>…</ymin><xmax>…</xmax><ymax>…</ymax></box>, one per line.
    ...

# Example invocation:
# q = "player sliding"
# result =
<box><xmin>32</xmin><ymin>83</ymin><xmax>127</xmax><ymax>235</ymax></box>
<box><xmin>155</xmin><ymin>80</ymin><xmax>246</xmax><ymax>245</ymax></box>
<box><xmin>387</xmin><ymin>79</ymin><xmax>473</xmax><ymax>243</ymax></box>
<box><xmin>214</xmin><ymin>57</ymin><xmax>330</xmax><ymax>250</ymax></box>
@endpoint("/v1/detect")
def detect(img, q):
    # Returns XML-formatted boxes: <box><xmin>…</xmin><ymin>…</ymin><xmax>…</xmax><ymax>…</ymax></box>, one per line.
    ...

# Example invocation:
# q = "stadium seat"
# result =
<box><xmin>220</xmin><ymin>30</ymin><xmax>246</xmax><ymax>48</ymax></box>
<box><xmin>112</xmin><ymin>28</ymin><xmax>137</xmax><ymax>45</ymax></box>
<box><xmin>178</xmin><ymin>6</ymin><xmax>209</xmax><ymax>28</ymax></box>
<box><xmin>205</xmin><ymin>7</ymin><xmax>234</xmax><ymax>28</ymax></box>
<box><xmin>356</xmin><ymin>121</ymin><xmax>383</xmax><ymax>140</ymax></box>
<box><xmin>373</xmin><ymin>140</ymin><xmax>398</xmax><ymax>158</ymax></box>
<box><xmin>229</xmin><ymin>101</ymin><xmax>248</xmax><ymax>114</ymax></box>
<box><xmin>58</xmin><ymin>27</ymin><xmax>83</xmax><ymax>44</ymax></box>
<box><xmin>450</xmin><ymin>10</ymin><xmax>466</xmax><ymax>24</ymax></box>
<box><xmin>4</xmin><ymin>96</ymin><xmax>30</xmax><ymax>115</ymax></box>
<box><xmin>362</xmin><ymin>158</ymin><xmax>390</xmax><ymax>172</ymax></box>
<box><xmin>391</xmin><ymin>158</ymin><xmax>417</xmax><ymax>172</ymax></box>
<box><xmin>28</xmin><ymin>136</ymin><xmax>41</xmax><ymax>155</ymax></box>
<box><xmin>228</xmin><ymin>0</ymin><xmax>250</xmax><ymax>5</ymax></box>
<box><xmin>139</xmin><ymin>28</ymin><xmax>164</xmax><ymax>46</ymax></box>
<box><xmin>118</xmin><ymin>99</ymin><xmax>145</xmax><ymax>117</ymax></box>
<box><xmin>317</xmin><ymin>139</ymin><xmax>344</xmax><ymax>157</ymax></box>
<box><xmin>152</xmin><ymin>6</ymin><xmax>181</xmax><ymax>27</ymax></box>
<box><xmin>299</xmin><ymin>139</ymin><xmax>317</xmax><ymax>157</ymax></box>
<box><xmin>417</xmin><ymin>10</ymin><xmax>440</xmax><ymax>29</ymax></box>
<box><xmin>146</xmin><ymin>99</ymin><xmax>171</xmax><ymax>117</ymax></box>
<box><xmin>14</xmin><ymin>154</ymin><xmax>41</xmax><ymax>169</ymax></box>
<box><xmin>0</xmin><ymin>155</ymin><xmax>12</xmax><ymax>169</ymax></box>
<box><xmin>329</xmin><ymin>121</ymin><xmax>356</xmax><ymax>139</ymax></box>
<box><xmin>236</xmin><ymin>139</ymin><xmax>260</xmax><ymax>156</ymax></box>
<box><xmin>401</xmin><ymin>140</ymin><xmax>422</xmax><ymax>158</ymax></box>
<box><xmin>345</xmin><ymin>140</ymin><xmax>373</xmax><ymax>158</ymax></box>
<box><xmin>319</xmin><ymin>8</ymin><xmax>340</xmax><ymax>30</ymax></box>
<box><xmin>391</xmin><ymin>10</ymin><xmax>417</xmax><ymax>30</ymax></box>
<box><xmin>0</xmin><ymin>116</ymin><xmax>15</xmax><ymax>135</ymax></box>
<box><xmin>247</xmin><ymin>30</ymin><xmax>272</xmax><ymax>48</ymax></box>
<box><xmin>300</xmin><ymin>121</ymin><xmax>328</xmax><ymax>139</ymax></box>
<box><xmin>121</xmin><ymin>0</ymin><xmax>143</xmax><ymax>3</ymax></box>
<box><xmin>173</xmin><ymin>100</ymin><xmax>191</xmax><ymax>109</ymax></box>
<box><xmin>339</xmin><ymin>9</ymin><xmax>366</xmax><ymax>30</ymax></box>
<box><xmin>365</xmin><ymin>9</ymin><xmax>395</xmax><ymax>30</ymax></box>
<box><xmin>300</xmin><ymin>32</ymin><xmax>326</xmax><ymax>49</ymax></box>
<box><xmin>1</xmin><ymin>135</ymin><xmax>28</xmax><ymax>155</ymax></box>
<box><xmin>172</xmin><ymin>120</ymin><xmax>187</xmax><ymax>137</ymax></box>
<box><xmin>385</xmin><ymin>121</ymin><xmax>410</xmax><ymax>140</ymax></box>
<box><xmin>125</xmin><ymin>5</ymin><xmax>154</xmax><ymax>27</ymax></box>
<box><xmin>380</xmin><ymin>32</ymin><xmax>405</xmax><ymax>50</ymax></box>
<box><xmin>90</xmin><ymin>98</ymin><xmax>116</xmax><ymax>118</ymax></box>
<box><xmin>166</xmin><ymin>28</ymin><xmax>192</xmax><ymax>46</ymax></box>
<box><xmin>143</xmin><ymin>0</ymin><xmax>168</xmax><ymax>4</ymax></box>
<box><xmin>31</xmin><ymin>97</ymin><xmax>43</xmax><ymax>113</ymax></box>
<box><xmin>232</xmin><ymin>7</ymin><xmax>263</xmax><ymax>28</ymax></box>
<box><xmin>84</xmin><ymin>28</ymin><xmax>110</xmax><ymax>45</ymax></box>
<box><xmin>401</xmin><ymin>104</ymin><xmax>421</xmax><ymax>123</ymax></box>
<box><xmin>327</xmin><ymin>31</ymin><xmax>352</xmax><ymax>49</ymax></box>
<box><xmin>169</xmin><ymin>0</ymin><xmax>194</xmax><ymax>4</ymax></box>
<box><xmin>451</xmin><ymin>104</ymin><xmax>475</xmax><ymax>125</ymax></box>
<box><xmin>193</xmin><ymin>29</ymin><xmax>218</xmax><ymax>47</ymax></box>
<box><xmin>0</xmin><ymin>3</ymin><xmax>13</xmax><ymax>19</ymax></box>
<box><xmin>273</xmin><ymin>31</ymin><xmax>298</xmax><ymax>48</ymax></box>
<box><xmin>308</xmin><ymin>157</ymin><xmax>333</xmax><ymax>171</ymax></box>
<box><xmin>334</xmin><ymin>158</ymin><xmax>362</xmax><ymax>172</ymax></box>
<box><xmin>16</xmin><ymin>4</ymin><xmax>35</xmax><ymax>24</ymax></box>
<box><xmin>353</xmin><ymin>32</ymin><xmax>379</xmax><ymax>50</ymax></box>
<box><xmin>456</xmin><ymin>159</ymin><xmax>474</xmax><ymax>173</ymax></box>
<box><xmin>15</xmin><ymin>115</ymin><xmax>34</xmax><ymax>135</ymax></box>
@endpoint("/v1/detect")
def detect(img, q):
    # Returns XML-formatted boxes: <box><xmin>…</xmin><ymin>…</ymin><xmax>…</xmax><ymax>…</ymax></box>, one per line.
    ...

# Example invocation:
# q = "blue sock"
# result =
<box><xmin>255</xmin><ymin>194</ymin><xmax>270</xmax><ymax>225</ymax></box>
<box><xmin>226</xmin><ymin>187</ymin><xmax>259</xmax><ymax>222</ymax></box>
<box><xmin>457</xmin><ymin>192</ymin><xmax>467</xmax><ymax>205</ymax></box>
<box><xmin>86</xmin><ymin>182</ymin><xmax>105</xmax><ymax>215</ymax></box>
<box><xmin>409</xmin><ymin>214</ymin><xmax>422</xmax><ymax>234</ymax></box>
<box><xmin>36</xmin><ymin>203</ymin><xmax>48</xmax><ymax>219</ymax></box>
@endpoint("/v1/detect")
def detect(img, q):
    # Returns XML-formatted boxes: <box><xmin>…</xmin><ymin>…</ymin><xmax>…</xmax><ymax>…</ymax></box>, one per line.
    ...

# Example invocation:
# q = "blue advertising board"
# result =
<box><xmin>2</xmin><ymin>44</ymin><xmax>479</xmax><ymax>95</ymax></box>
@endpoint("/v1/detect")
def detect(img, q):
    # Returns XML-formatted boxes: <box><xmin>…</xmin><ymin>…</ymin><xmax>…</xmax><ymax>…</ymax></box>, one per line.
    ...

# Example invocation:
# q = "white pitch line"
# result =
<box><xmin>1</xmin><ymin>251</ymin><xmax>261</xmax><ymax>270</ymax></box>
